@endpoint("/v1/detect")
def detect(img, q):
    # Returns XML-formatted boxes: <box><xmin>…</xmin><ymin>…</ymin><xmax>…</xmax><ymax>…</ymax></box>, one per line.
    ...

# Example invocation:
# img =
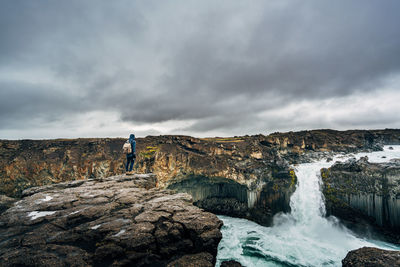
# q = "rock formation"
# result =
<box><xmin>342</xmin><ymin>247</ymin><xmax>400</xmax><ymax>267</ymax></box>
<box><xmin>321</xmin><ymin>157</ymin><xmax>400</xmax><ymax>242</ymax></box>
<box><xmin>0</xmin><ymin>174</ymin><xmax>223</xmax><ymax>266</ymax></box>
<box><xmin>1</xmin><ymin>129</ymin><xmax>400</xmax><ymax>226</ymax></box>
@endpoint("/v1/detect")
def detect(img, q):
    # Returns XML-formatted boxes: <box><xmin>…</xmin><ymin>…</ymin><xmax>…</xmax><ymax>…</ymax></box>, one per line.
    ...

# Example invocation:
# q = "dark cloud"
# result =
<box><xmin>1</xmin><ymin>0</ymin><xmax>400</xmax><ymax>138</ymax></box>
<box><xmin>0</xmin><ymin>81</ymin><xmax>87</xmax><ymax>129</ymax></box>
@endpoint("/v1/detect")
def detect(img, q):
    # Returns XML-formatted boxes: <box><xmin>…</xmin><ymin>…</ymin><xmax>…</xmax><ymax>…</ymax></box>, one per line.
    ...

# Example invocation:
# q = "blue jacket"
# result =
<box><xmin>129</xmin><ymin>134</ymin><xmax>136</xmax><ymax>155</ymax></box>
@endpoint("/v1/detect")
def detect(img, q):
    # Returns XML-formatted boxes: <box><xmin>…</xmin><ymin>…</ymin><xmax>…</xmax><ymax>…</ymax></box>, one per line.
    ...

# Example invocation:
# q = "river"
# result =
<box><xmin>216</xmin><ymin>146</ymin><xmax>400</xmax><ymax>266</ymax></box>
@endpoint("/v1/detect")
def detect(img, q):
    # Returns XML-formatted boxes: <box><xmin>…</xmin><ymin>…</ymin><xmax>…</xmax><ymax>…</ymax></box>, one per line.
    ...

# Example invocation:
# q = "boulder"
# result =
<box><xmin>342</xmin><ymin>247</ymin><xmax>400</xmax><ymax>267</ymax></box>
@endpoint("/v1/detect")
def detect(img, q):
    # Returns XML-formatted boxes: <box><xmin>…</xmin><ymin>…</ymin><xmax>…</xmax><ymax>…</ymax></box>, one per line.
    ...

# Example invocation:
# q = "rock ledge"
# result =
<box><xmin>0</xmin><ymin>174</ymin><xmax>222</xmax><ymax>267</ymax></box>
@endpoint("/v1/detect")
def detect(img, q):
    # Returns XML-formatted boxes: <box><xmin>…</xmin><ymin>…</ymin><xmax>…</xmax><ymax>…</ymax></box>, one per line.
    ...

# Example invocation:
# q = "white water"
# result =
<box><xmin>217</xmin><ymin>146</ymin><xmax>400</xmax><ymax>266</ymax></box>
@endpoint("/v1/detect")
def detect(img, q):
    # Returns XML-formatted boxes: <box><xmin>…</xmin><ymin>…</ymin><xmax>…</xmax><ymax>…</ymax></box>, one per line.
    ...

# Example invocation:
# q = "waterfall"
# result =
<box><xmin>217</xmin><ymin>146</ymin><xmax>400</xmax><ymax>266</ymax></box>
<box><xmin>247</xmin><ymin>190</ymin><xmax>258</xmax><ymax>208</ymax></box>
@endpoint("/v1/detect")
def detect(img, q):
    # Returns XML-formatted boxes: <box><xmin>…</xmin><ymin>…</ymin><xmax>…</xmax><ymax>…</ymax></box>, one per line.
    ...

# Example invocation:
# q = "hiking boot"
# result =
<box><xmin>126</xmin><ymin>171</ymin><xmax>134</xmax><ymax>175</ymax></box>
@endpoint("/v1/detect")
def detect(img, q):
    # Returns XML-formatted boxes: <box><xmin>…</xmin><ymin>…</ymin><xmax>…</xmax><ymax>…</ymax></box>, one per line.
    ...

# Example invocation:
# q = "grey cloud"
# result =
<box><xmin>1</xmin><ymin>0</ymin><xmax>400</xmax><ymax>137</ymax></box>
<box><xmin>0</xmin><ymin>81</ymin><xmax>85</xmax><ymax>129</ymax></box>
<box><xmin>165</xmin><ymin>1</ymin><xmax>400</xmax><ymax>100</ymax></box>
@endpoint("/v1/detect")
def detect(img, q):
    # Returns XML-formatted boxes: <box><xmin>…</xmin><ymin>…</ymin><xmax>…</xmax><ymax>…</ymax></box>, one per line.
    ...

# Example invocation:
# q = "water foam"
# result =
<box><xmin>217</xmin><ymin>146</ymin><xmax>400</xmax><ymax>266</ymax></box>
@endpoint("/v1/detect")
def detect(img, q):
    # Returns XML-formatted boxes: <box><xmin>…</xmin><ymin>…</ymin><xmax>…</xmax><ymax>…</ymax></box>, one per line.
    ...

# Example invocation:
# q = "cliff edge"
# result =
<box><xmin>1</xmin><ymin>129</ymin><xmax>400</xmax><ymax>227</ymax></box>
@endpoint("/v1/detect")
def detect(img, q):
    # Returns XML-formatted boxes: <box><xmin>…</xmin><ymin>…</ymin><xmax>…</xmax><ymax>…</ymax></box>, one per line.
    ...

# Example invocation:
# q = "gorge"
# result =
<box><xmin>1</xmin><ymin>129</ymin><xmax>400</xmax><ymax>266</ymax></box>
<box><xmin>216</xmin><ymin>146</ymin><xmax>400</xmax><ymax>266</ymax></box>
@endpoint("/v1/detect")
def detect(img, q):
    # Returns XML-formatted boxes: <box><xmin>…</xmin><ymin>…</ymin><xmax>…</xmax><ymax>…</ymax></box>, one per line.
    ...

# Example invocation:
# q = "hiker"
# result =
<box><xmin>123</xmin><ymin>134</ymin><xmax>136</xmax><ymax>174</ymax></box>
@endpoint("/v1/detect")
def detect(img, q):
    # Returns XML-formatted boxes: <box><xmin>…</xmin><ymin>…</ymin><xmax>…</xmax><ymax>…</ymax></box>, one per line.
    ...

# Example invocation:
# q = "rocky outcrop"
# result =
<box><xmin>0</xmin><ymin>135</ymin><xmax>298</xmax><ymax>226</ymax></box>
<box><xmin>3</xmin><ymin>130</ymin><xmax>400</xmax><ymax>197</ymax></box>
<box><xmin>342</xmin><ymin>247</ymin><xmax>400</xmax><ymax>267</ymax></box>
<box><xmin>1</xmin><ymin>129</ymin><xmax>400</xmax><ymax>225</ymax></box>
<box><xmin>0</xmin><ymin>174</ymin><xmax>223</xmax><ymax>267</ymax></box>
<box><xmin>0</xmin><ymin>138</ymin><xmax>127</xmax><ymax>198</ymax></box>
<box><xmin>321</xmin><ymin>157</ymin><xmax>400</xmax><ymax>242</ymax></box>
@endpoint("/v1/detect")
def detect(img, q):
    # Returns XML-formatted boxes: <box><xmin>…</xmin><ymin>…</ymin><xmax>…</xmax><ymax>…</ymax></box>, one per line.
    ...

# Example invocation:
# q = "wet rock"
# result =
<box><xmin>321</xmin><ymin>158</ymin><xmax>400</xmax><ymax>242</ymax></box>
<box><xmin>195</xmin><ymin>197</ymin><xmax>248</xmax><ymax>218</ymax></box>
<box><xmin>167</xmin><ymin>252</ymin><xmax>214</xmax><ymax>267</ymax></box>
<box><xmin>220</xmin><ymin>260</ymin><xmax>244</xmax><ymax>267</ymax></box>
<box><xmin>342</xmin><ymin>247</ymin><xmax>400</xmax><ymax>267</ymax></box>
<box><xmin>168</xmin><ymin>170</ymin><xmax>295</xmax><ymax>227</ymax></box>
<box><xmin>0</xmin><ymin>174</ymin><xmax>222</xmax><ymax>266</ymax></box>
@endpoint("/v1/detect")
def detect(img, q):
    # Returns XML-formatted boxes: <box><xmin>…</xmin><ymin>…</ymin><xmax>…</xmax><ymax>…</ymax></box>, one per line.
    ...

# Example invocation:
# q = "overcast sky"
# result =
<box><xmin>1</xmin><ymin>0</ymin><xmax>400</xmax><ymax>139</ymax></box>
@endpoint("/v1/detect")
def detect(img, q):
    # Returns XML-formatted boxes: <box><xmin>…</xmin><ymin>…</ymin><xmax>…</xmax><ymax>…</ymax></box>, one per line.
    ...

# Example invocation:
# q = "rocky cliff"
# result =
<box><xmin>1</xmin><ymin>129</ymin><xmax>400</xmax><ymax>225</ymax></box>
<box><xmin>0</xmin><ymin>138</ymin><xmax>125</xmax><ymax>197</ymax></box>
<box><xmin>0</xmin><ymin>173</ymin><xmax>223</xmax><ymax>267</ymax></box>
<box><xmin>321</xmin><ymin>157</ymin><xmax>400</xmax><ymax>242</ymax></box>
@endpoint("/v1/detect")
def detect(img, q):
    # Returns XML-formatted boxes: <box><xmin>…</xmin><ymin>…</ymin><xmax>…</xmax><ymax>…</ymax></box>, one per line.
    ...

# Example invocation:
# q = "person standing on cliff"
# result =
<box><xmin>124</xmin><ymin>134</ymin><xmax>136</xmax><ymax>174</ymax></box>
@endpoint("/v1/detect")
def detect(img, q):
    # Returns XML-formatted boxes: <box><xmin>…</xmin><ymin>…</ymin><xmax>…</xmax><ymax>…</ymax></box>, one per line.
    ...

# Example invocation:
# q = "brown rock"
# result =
<box><xmin>0</xmin><ymin>174</ymin><xmax>222</xmax><ymax>267</ymax></box>
<box><xmin>342</xmin><ymin>247</ymin><xmax>400</xmax><ymax>267</ymax></box>
<box><xmin>1</xmin><ymin>129</ymin><xmax>399</xmax><ymax>227</ymax></box>
<box><xmin>321</xmin><ymin>158</ymin><xmax>400</xmax><ymax>242</ymax></box>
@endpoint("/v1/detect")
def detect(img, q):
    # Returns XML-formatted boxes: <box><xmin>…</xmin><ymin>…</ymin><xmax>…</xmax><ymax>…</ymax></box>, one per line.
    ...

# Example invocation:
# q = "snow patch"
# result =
<box><xmin>70</xmin><ymin>210</ymin><xmax>81</xmax><ymax>215</ymax></box>
<box><xmin>43</xmin><ymin>195</ymin><xmax>53</xmax><ymax>202</ymax></box>
<box><xmin>35</xmin><ymin>195</ymin><xmax>53</xmax><ymax>204</ymax></box>
<box><xmin>91</xmin><ymin>224</ymin><xmax>102</xmax><ymax>230</ymax></box>
<box><xmin>113</xmin><ymin>229</ymin><xmax>126</xmax><ymax>237</ymax></box>
<box><xmin>28</xmin><ymin>211</ymin><xmax>56</xmax><ymax>220</ymax></box>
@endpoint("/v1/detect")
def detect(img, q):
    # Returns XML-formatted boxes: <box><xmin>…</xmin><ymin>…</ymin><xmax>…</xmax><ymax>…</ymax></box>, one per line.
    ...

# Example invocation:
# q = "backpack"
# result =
<box><xmin>122</xmin><ymin>140</ymin><xmax>132</xmax><ymax>154</ymax></box>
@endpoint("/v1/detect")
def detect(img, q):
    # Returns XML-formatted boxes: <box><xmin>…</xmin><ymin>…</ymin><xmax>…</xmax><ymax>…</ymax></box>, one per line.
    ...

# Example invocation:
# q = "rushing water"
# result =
<box><xmin>216</xmin><ymin>146</ymin><xmax>400</xmax><ymax>266</ymax></box>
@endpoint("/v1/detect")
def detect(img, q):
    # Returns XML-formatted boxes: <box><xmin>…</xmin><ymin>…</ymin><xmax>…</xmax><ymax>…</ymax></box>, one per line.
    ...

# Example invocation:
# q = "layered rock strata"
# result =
<box><xmin>342</xmin><ymin>247</ymin><xmax>400</xmax><ymax>267</ymax></box>
<box><xmin>1</xmin><ymin>129</ymin><xmax>400</xmax><ymax>225</ymax></box>
<box><xmin>0</xmin><ymin>174</ymin><xmax>223</xmax><ymax>267</ymax></box>
<box><xmin>321</xmin><ymin>157</ymin><xmax>400</xmax><ymax>242</ymax></box>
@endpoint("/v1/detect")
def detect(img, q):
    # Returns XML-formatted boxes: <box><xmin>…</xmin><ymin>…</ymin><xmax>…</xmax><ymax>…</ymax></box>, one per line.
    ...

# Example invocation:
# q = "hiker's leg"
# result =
<box><xmin>129</xmin><ymin>159</ymin><xmax>134</xmax><ymax>172</ymax></box>
<box><xmin>125</xmin><ymin>155</ymin><xmax>130</xmax><ymax>171</ymax></box>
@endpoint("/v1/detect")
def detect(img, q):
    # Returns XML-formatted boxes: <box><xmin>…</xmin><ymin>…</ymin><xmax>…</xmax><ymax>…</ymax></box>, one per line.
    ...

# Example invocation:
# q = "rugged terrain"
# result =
<box><xmin>321</xmin><ymin>157</ymin><xmax>400</xmax><ymax>242</ymax></box>
<box><xmin>1</xmin><ymin>129</ymin><xmax>400</xmax><ymax>225</ymax></box>
<box><xmin>1</xmin><ymin>129</ymin><xmax>400</xmax><ymax>266</ymax></box>
<box><xmin>0</xmin><ymin>174</ymin><xmax>222</xmax><ymax>266</ymax></box>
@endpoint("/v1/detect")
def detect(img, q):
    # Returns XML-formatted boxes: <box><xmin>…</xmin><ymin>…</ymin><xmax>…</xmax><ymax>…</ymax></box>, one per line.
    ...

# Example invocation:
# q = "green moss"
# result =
<box><xmin>139</xmin><ymin>146</ymin><xmax>159</xmax><ymax>159</ymax></box>
<box><xmin>289</xmin><ymin>168</ymin><xmax>296</xmax><ymax>187</ymax></box>
<box><xmin>320</xmin><ymin>168</ymin><xmax>330</xmax><ymax>180</ymax></box>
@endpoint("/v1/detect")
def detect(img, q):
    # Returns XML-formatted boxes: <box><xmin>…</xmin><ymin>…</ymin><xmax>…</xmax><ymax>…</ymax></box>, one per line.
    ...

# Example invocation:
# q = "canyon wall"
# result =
<box><xmin>1</xmin><ymin>129</ymin><xmax>400</xmax><ymax>224</ymax></box>
<box><xmin>321</xmin><ymin>157</ymin><xmax>400</xmax><ymax>240</ymax></box>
